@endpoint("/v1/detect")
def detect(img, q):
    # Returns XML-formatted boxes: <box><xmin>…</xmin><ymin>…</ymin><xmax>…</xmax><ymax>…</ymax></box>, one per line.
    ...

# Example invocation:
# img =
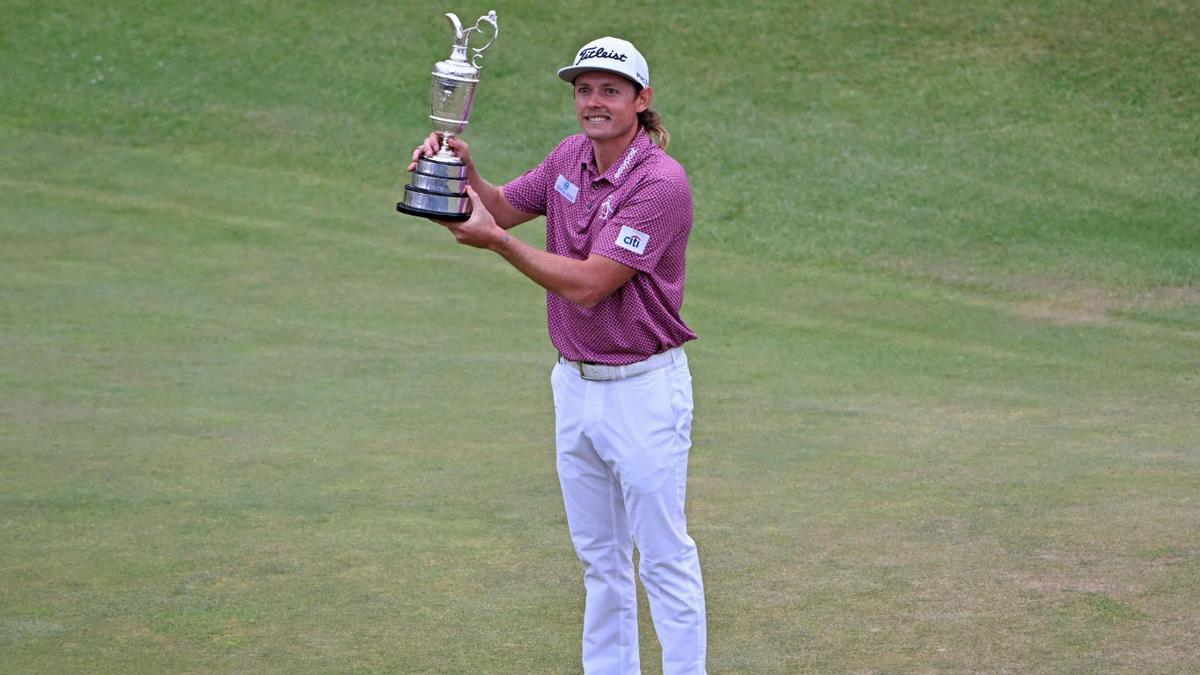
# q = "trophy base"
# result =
<box><xmin>397</xmin><ymin>155</ymin><xmax>472</xmax><ymax>221</ymax></box>
<box><xmin>396</xmin><ymin>185</ymin><xmax>471</xmax><ymax>221</ymax></box>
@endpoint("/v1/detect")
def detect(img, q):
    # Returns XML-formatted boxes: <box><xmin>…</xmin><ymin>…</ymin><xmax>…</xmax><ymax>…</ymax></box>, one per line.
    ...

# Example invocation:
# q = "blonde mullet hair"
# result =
<box><xmin>638</xmin><ymin>108</ymin><xmax>670</xmax><ymax>150</ymax></box>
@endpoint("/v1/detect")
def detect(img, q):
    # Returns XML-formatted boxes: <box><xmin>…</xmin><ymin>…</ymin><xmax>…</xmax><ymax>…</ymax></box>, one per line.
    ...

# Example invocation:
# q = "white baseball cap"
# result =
<box><xmin>557</xmin><ymin>36</ymin><xmax>650</xmax><ymax>89</ymax></box>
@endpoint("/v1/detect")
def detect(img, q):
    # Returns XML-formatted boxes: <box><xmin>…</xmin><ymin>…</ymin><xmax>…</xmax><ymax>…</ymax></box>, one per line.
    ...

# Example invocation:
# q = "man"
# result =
<box><xmin>408</xmin><ymin>36</ymin><xmax>706</xmax><ymax>674</ymax></box>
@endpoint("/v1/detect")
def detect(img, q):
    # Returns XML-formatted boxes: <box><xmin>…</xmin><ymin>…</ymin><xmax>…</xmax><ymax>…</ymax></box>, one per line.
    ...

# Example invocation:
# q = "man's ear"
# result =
<box><xmin>636</xmin><ymin>86</ymin><xmax>654</xmax><ymax>113</ymax></box>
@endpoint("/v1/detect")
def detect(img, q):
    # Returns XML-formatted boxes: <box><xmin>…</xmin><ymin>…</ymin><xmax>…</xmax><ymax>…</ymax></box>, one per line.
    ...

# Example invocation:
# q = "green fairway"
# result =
<box><xmin>2</xmin><ymin>1</ymin><xmax>1197</xmax><ymax>672</ymax></box>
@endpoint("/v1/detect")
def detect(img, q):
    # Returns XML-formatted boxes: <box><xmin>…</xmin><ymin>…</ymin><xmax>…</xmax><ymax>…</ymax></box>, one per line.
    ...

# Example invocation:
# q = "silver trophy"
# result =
<box><xmin>397</xmin><ymin>11</ymin><xmax>499</xmax><ymax>221</ymax></box>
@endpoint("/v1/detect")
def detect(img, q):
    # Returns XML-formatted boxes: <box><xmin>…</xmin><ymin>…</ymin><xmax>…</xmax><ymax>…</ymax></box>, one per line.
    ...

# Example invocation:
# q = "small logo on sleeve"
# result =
<box><xmin>599</xmin><ymin>195</ymin><xmax>615</xmax><ymax>220</ymax></box>
<box><xmin>615</xmin><ymin>225</ymin><xmax>650</xmax><ymax>255</ymax></box>
<box><xmin>555</xmin><ymin>174</ymin><xmax>579</xmax><ymax>203</ymax></box>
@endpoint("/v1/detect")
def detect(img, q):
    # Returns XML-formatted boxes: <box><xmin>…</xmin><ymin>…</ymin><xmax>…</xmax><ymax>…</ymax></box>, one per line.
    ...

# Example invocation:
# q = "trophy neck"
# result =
<box><xmin>432</xmin><ymin>139</ymin><xmax>462</xmax><ymax>164</ymax></box>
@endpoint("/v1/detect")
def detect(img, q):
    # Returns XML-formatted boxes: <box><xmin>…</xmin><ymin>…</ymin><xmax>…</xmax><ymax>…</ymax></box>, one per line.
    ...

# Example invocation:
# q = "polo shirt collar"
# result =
<box><xmin>582</xmin><ymin>128</ymin><xmax>655</xmax><ymax>186</ymax></box>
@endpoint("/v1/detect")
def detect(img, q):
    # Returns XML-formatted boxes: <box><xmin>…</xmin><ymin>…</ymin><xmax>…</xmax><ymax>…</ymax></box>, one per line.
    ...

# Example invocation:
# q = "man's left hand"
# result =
<box><xmin>433</xmin><ymin>186</ymin><xmax>510</xmax><ymax>251</ymax></box>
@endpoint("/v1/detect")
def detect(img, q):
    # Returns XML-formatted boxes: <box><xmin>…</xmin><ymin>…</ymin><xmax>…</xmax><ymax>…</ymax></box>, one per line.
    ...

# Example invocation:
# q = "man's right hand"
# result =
<box><xmin>407</xmin><ymin>132</ymin><xmax>473</xmax><ymax>172</ymax></box>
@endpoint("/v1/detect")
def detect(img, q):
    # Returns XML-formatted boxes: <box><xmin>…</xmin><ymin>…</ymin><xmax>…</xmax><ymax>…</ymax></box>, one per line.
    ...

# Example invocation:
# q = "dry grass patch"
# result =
<box><xmin>1009</xmin><ymin>279</ymin><xmax>1200</xmax><ymax>327</ymax></box>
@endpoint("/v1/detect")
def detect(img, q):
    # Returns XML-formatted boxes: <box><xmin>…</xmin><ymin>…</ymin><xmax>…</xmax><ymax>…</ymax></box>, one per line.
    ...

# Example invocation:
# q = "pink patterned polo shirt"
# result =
<box><xmin>502</xmin><ymin>128</ymin><xmax>696</xmax><ymax>365</ymax></box>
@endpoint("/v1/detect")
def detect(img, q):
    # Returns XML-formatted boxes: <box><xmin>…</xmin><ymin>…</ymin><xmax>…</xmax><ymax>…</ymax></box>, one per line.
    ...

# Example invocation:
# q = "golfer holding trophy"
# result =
<box><xmin>403</xmin><ymin>13</ymin><xmax>707</xmax><ymax>674</ymax></box>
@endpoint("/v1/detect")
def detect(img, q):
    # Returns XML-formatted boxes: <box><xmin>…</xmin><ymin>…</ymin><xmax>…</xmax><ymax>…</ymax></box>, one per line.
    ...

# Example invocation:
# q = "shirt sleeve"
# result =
<box><xmin>590</xmin><ymin>174</ymin><xmax>693</xmax><ymax>274</ymax></box>
<box><xmin>501</xmin><ymin>159</ymin><xmax>550</xmax><ymax>216</ymax></box>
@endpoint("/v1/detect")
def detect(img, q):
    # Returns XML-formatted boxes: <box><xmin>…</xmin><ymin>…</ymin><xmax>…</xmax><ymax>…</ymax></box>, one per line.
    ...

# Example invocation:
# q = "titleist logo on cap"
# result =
<box><xmin>576</xmin><ymin>46</ymin><xmax>628</xmax><ymax>65</ymax></box>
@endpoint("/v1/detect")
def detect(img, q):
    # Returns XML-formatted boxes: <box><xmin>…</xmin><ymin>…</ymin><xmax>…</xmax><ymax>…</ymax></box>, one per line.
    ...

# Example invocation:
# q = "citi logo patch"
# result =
<box><xmin>615</xmin><ymin>225</ymin><xmax>650</xmax><ymax>255</ymax></box>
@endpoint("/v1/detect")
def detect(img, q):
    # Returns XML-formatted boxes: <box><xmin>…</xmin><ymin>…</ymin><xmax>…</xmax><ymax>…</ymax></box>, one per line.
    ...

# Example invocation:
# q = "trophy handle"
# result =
<box><xmin>444</xmin><ymin>13</ymin><xmax>466</xmax><ymax>44</ymax></box>
<box><xmin>466</xmin><ymin>11</ymin><xmax>499</xmax><ymax>68</ymax></box>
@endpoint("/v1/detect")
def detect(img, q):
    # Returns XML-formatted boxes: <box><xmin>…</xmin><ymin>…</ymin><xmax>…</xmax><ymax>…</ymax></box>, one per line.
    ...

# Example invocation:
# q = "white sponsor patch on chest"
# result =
<box><xmin>615</xmin><ymin>225</ymin><xmax>650</xmax><ymax>255</ymax></box>
<box><xmin>555</xmin><ymin>174</ymin><xmax>579</xmax><ymax>203</ymax></box>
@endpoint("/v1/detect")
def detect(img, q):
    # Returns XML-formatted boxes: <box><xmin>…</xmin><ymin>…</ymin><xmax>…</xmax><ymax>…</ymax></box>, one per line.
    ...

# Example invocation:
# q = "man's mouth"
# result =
<box><xmin>584</xmin><ymin>113</ymin><xmax>610</xmax><ymax>124</ymax></box>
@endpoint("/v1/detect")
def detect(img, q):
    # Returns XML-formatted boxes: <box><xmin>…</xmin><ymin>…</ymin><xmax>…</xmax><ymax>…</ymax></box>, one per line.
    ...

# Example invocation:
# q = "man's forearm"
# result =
<box><xmin>465</xmin><ymin>166</ymin><xmax>529</xmax><ymax>230</ymax></box>
<box><xmin>488</xmin><ymin>235</ymin><xmax>635</xmax><ymax>309</ymax></box>
<box><xmin>437</xmin><ymin>185</ymin><xmax>634</xmax><ymax>308</ymax></box>
<box><xmin>490</xmin><ymin>235</ymin><xmax>592</xmax><ymax>304</ymax></box>
<box><xmin>464</xmin><ymin>164</ymin><xmax>499</xmax><ymax>210</ymax></box>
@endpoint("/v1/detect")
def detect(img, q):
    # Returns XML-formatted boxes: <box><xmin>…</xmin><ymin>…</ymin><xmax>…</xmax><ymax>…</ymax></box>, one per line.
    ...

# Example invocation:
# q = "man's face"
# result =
<box><xmin>573</xmin><ymin>71</ymin><xmax>651</xmax><ymax>144</ymax></box>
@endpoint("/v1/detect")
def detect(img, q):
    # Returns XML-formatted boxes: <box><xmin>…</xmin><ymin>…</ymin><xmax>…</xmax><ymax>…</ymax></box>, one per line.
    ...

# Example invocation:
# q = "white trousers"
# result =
<box><xmin>551</xmin><ymin>348</ymin><xmax>707</xmax><ymax>675</ymax></box>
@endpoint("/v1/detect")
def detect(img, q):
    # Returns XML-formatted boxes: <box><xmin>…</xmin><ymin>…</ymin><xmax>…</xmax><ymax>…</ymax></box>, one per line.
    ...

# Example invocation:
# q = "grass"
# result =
<box><xmin>2</xmin><ymin>0</ymin><xmax>1198</xmax><ymax>672</ymax></box>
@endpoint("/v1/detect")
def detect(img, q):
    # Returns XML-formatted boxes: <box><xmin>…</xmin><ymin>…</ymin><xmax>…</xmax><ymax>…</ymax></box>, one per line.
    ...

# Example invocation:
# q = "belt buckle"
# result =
<box><xmin>561</xmin><ymin>355</ymin><xmax>597</xmax><ymax>381</ymax></box>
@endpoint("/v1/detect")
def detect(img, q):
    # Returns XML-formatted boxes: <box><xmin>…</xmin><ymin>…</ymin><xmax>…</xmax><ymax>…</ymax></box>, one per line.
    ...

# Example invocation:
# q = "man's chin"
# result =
<box><xmin>580</xmin><ymin>125</ymin><xmax>617</xmax><ymax>141</ymax></box>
